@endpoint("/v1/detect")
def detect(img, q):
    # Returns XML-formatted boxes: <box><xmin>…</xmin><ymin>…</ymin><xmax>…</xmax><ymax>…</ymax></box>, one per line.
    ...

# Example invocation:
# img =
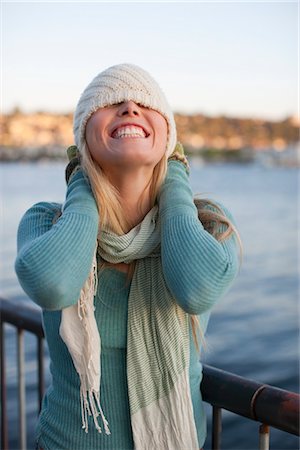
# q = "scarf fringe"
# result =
<box><xmin>77</xmin><ymin>249</ymin><xmax>111</xmax><ymax>435</ymax></box>
<box><xmin>80</xmin><ymin>386</ymin><xmax>111</xmax><ymax>435</ymax></box>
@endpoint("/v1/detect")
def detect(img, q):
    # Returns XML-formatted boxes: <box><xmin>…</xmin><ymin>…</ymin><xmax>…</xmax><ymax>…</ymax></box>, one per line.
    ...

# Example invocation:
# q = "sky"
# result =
<box><xmin>1</xmin><ymin>1</ymin><xmax>298</xmax><ymax>121</ymax></box>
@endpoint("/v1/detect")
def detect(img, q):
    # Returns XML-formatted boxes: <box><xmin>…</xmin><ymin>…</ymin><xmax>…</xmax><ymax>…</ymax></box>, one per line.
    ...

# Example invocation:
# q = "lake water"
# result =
<box><xmin>0</xmin><ymin>160</ymin><xmax>299</xmax><ymax>450</ymax></box>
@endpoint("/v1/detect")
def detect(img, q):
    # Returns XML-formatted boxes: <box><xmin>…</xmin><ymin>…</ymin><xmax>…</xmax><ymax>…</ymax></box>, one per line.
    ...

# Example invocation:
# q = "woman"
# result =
<box><xmin>15</xmin><ymin>63</ymin><xmax>242</xmax><ymax>450</ymax></box>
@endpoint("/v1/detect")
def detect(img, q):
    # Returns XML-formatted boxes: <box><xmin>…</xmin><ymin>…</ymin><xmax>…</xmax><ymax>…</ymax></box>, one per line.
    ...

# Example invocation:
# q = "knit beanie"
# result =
<box><xmin>73</xmin><ymin>63</ymin><xmax>177</xmax><ymax>157</ymax></box>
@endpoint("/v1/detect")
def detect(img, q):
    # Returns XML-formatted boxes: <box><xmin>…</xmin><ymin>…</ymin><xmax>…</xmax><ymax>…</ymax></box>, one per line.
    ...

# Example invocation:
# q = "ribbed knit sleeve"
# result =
<box><xmin>15</xmin><ymin>170</ymin><xmax>99</xmax><ymax>310</ymax></box>
<box><xmin>158</xmin><ymin>160</ymin><xmax>240</xmax><ymax>315</ymax></box>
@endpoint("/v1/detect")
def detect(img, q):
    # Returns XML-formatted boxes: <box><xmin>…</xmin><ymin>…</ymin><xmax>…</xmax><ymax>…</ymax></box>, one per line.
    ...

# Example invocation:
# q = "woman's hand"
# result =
<box><xmin>167</xmin><ymin>142</ymin><xmax>190</xmax><ymax>174</ymax></box>
<box><xmin>157</xmin><ymin>142</ymin><xmax>191</xmax><ymax>206</ymax></box>
<box><xmin>65</xmin><ymin>145</ymin><xmax>81</xmax><ymax>184</ymax></box>
<box><xmin>15</xmin><ymin>144</ymin><xmax>99</xmax><ymax>311</ymax></box>
<box><xmin>158</xmin><ymin>142</ymin><xmax>239</xmax><ymax>315</ymax></box>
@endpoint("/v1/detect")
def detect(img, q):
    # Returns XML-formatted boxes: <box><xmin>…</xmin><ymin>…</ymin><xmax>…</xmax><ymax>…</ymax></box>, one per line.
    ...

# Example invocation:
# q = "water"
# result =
<box><xmin>1</xmin><ymin>160</ymin><xmax>299</xmax><ymax>450</ymax></box>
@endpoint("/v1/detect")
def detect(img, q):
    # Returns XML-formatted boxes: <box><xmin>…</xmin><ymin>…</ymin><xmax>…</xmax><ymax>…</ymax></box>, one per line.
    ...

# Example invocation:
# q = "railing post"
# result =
<box><xmin>259</xmin><ymin>424</ymin><xmax>270</xmax><ymax>450</ymax></box>
<box><xmin>17</xmin><ymin>328</ymin><xmax>26</xmax><ymax>450</ymax></box>
<box><xmin>0</xmin><ymin>321</ymin><xmax>8</xmax><ymax>450</ymax></box>
<box><xmin>37</xmin><ymin>337</ymin><xmax>45</xmax><ymax>412</ymax></box>
<box><xmin>212</xmin><ymin>405</ymin><xmax>222</xmax><ymax>450</ymax></box>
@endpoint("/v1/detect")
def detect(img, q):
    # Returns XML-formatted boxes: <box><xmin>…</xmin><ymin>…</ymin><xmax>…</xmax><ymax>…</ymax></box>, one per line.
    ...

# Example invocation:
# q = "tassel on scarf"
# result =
<box><xmin>60</xmin><ymin>248</ymin><xmax>111</xmax><ymax>435</ymax></box>
<box><xmin>80</xmin><ymin>383</ymin><xmax>111</xmax><ymax>434</ymax></box>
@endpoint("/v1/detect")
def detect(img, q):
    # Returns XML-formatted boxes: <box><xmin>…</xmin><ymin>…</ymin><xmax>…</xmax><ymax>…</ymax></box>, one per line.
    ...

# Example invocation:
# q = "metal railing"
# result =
<box><xmin>1</xmin><ymin>296</ymin><xmax>299</xmax><ymax>450</ymax></box>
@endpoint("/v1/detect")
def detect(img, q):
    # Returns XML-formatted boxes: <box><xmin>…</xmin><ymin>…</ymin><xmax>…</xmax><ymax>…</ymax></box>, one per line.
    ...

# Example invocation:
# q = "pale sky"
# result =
<box><xmin>1</xmin><ymin>1</ymin><xmax>298</xmax><ymax>120</ymax></box>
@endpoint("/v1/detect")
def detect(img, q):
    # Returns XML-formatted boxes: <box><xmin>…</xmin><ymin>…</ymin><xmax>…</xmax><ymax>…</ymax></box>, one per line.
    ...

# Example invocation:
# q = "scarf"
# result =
<box><xmin>59</xmin><ymin>205</ymin><xmax>199</xmax><ymax>449</ymax></box>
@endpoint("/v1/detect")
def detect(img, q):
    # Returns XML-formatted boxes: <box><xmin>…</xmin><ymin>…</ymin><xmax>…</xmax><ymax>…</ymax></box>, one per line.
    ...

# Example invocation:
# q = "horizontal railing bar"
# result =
<box><xmin>0</xmin><ymin>298</ymin><xmax>44</xmax><ymax>338</ymax></box>
<box><xmin>201</xmin><ymin>364</ymin><xmax>299</xmax><ymax>436</ymax></box>
<box><xmin>1</xmin><ymin>296</ymin><xmax>299</xmax><ymax>439</ymax></box>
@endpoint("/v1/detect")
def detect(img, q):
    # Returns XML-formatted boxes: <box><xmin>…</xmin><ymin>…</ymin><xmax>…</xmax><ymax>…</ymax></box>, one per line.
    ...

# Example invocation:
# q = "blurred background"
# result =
<box><xmin>1</xmin><ymin>1</ymin><xmax>299</xmax><ymax>449</ymax></box>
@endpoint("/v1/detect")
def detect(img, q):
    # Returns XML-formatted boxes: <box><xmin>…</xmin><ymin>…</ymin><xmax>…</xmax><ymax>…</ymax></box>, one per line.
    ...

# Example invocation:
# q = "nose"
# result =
<box><xmin>117</xmin><ymin>100</ymin><xmax>140</xmax><ymax>117</ymax></box>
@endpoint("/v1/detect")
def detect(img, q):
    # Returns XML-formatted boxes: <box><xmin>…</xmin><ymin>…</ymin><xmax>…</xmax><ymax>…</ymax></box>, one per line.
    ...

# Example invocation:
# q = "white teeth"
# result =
<box><xmin>112</xmin><ymin>125</ymin><xmax>146</xmax><ymax>139</ymax></box>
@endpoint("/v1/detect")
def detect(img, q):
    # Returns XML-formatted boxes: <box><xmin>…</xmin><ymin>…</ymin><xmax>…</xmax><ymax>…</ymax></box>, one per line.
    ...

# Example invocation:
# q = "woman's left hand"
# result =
<box><xmin>65</xmin><ymin>145</ymin><xmax>81</xmax><ymax>184</ymax></box>
<box><xmin>167</xmin><ymin>142</ymin><xmax>190</xmax><ymax>174</ymax></box>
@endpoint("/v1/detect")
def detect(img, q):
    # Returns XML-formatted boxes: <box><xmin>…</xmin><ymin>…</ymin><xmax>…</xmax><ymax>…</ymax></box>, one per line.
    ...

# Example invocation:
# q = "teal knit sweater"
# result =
<box><xmin>15</xmin><ymin>161</ymin><xmax>239</xmax><ymax>450</ymax></box>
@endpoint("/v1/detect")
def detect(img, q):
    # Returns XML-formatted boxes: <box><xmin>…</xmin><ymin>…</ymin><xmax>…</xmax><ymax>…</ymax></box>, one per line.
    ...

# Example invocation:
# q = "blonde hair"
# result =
<box><xmin>81</xmin><ymin>141</ymin><xmax>167</xmax><ymax>234</ymax></box>
<box><xmin>81</xmin><ymin>141</ymin><xmax>242</xmax><ymax>352</ymax></box>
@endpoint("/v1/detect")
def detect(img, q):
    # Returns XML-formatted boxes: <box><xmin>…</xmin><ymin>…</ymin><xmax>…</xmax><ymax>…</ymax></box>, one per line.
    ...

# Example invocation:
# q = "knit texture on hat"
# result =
<box><xmin>73</xmin><ymin>63</ymin><xmax>177</xmax><ymax>157</ymax></box>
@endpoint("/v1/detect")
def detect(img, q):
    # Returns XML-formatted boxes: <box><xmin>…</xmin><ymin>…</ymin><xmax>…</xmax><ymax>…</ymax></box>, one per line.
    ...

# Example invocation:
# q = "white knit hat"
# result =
<box><xmin>73</xmin><ymin>63</ymin><xmax>177</xmax><ymax>157</ymax></box>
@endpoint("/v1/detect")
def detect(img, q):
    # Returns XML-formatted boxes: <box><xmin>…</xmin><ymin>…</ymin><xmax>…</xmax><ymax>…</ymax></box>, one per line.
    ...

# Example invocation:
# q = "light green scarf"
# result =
<box><xmin>60</xmin><ymin>205</ymin><xmax>199</xmax><ymax>449</ymax></box>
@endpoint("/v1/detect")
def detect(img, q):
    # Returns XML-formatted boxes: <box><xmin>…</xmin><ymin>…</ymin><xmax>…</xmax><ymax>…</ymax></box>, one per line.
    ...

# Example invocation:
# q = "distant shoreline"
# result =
<box><xmin>1</xmin><ymin>111</ymin><xmax>298</xmax><ymax>159</ymax></box>
<box><xmin>1</xmin><ymin>145</ymin><xmax>299</xmax><ymax>168</ymax></box>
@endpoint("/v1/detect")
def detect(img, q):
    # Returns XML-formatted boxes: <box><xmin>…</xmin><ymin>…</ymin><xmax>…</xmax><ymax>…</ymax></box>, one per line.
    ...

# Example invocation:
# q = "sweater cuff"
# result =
<box><xmin>158</xmin><ymin>160</ymin><xmax>198</xmax><ymax>220</ymax></box>
<box><xmin>63</xmin><ymin>169</ymin><xmax>98</xmax><ymax>218</ymax></box>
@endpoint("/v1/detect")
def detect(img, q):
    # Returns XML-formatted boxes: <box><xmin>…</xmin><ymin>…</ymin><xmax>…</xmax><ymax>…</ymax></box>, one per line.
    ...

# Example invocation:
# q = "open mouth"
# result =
<box><xmin>111</xmin><ymin>124</ymin><xmax>150</xmax><ymax>139</ymax></box>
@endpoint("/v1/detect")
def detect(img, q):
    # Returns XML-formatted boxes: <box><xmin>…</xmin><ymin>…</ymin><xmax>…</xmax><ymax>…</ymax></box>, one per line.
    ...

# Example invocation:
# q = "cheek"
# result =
<box><xmin>155</xmin><ymin>119</ymin><xmax>168</xmax><ymax>154</ymax></box>
<box><xmin>85</xmin><ymin>110</ymin><xmax>108</xmax><ymax>146</ymax></box>
<box><xmin>85</xmin><ymin>121</ymin><xmax>106</xmax><ymax>163</ymax></box>
<box><xmin>88</xmin><ymin>143</ymin><xmax>100</xmax><ymax>163</ymax></box>
<box><xmin>86</xmin><ymin>135</ymin><xmax>101</xmax><ymax>163</ymax></box>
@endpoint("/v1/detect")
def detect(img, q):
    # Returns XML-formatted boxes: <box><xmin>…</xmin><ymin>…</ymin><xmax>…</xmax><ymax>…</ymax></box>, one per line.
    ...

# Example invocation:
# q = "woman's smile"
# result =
<box><xmin>111</xmin><ymin>123</ymin><xmax>150</xmax><ymax>139</ymax></box>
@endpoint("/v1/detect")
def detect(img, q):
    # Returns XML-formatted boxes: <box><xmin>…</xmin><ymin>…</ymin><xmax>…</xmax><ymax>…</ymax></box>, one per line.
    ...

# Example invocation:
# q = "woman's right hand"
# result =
<box><xmin>15</xmin><ymin>145</ymin><xmax>99</xmax><ymax>310</ymax></box>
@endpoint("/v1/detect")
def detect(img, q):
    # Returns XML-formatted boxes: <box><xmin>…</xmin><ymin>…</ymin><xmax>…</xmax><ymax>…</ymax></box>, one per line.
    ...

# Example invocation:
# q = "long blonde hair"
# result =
<box><xmin>81</xmin><ymin>141</ymin><xmax>167</xmax><ymax>233</ymax></box>
<box><xmin>81</xmin><ymin>141</ymin><xmax>242</xmax><ymax>352</ymax></box>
